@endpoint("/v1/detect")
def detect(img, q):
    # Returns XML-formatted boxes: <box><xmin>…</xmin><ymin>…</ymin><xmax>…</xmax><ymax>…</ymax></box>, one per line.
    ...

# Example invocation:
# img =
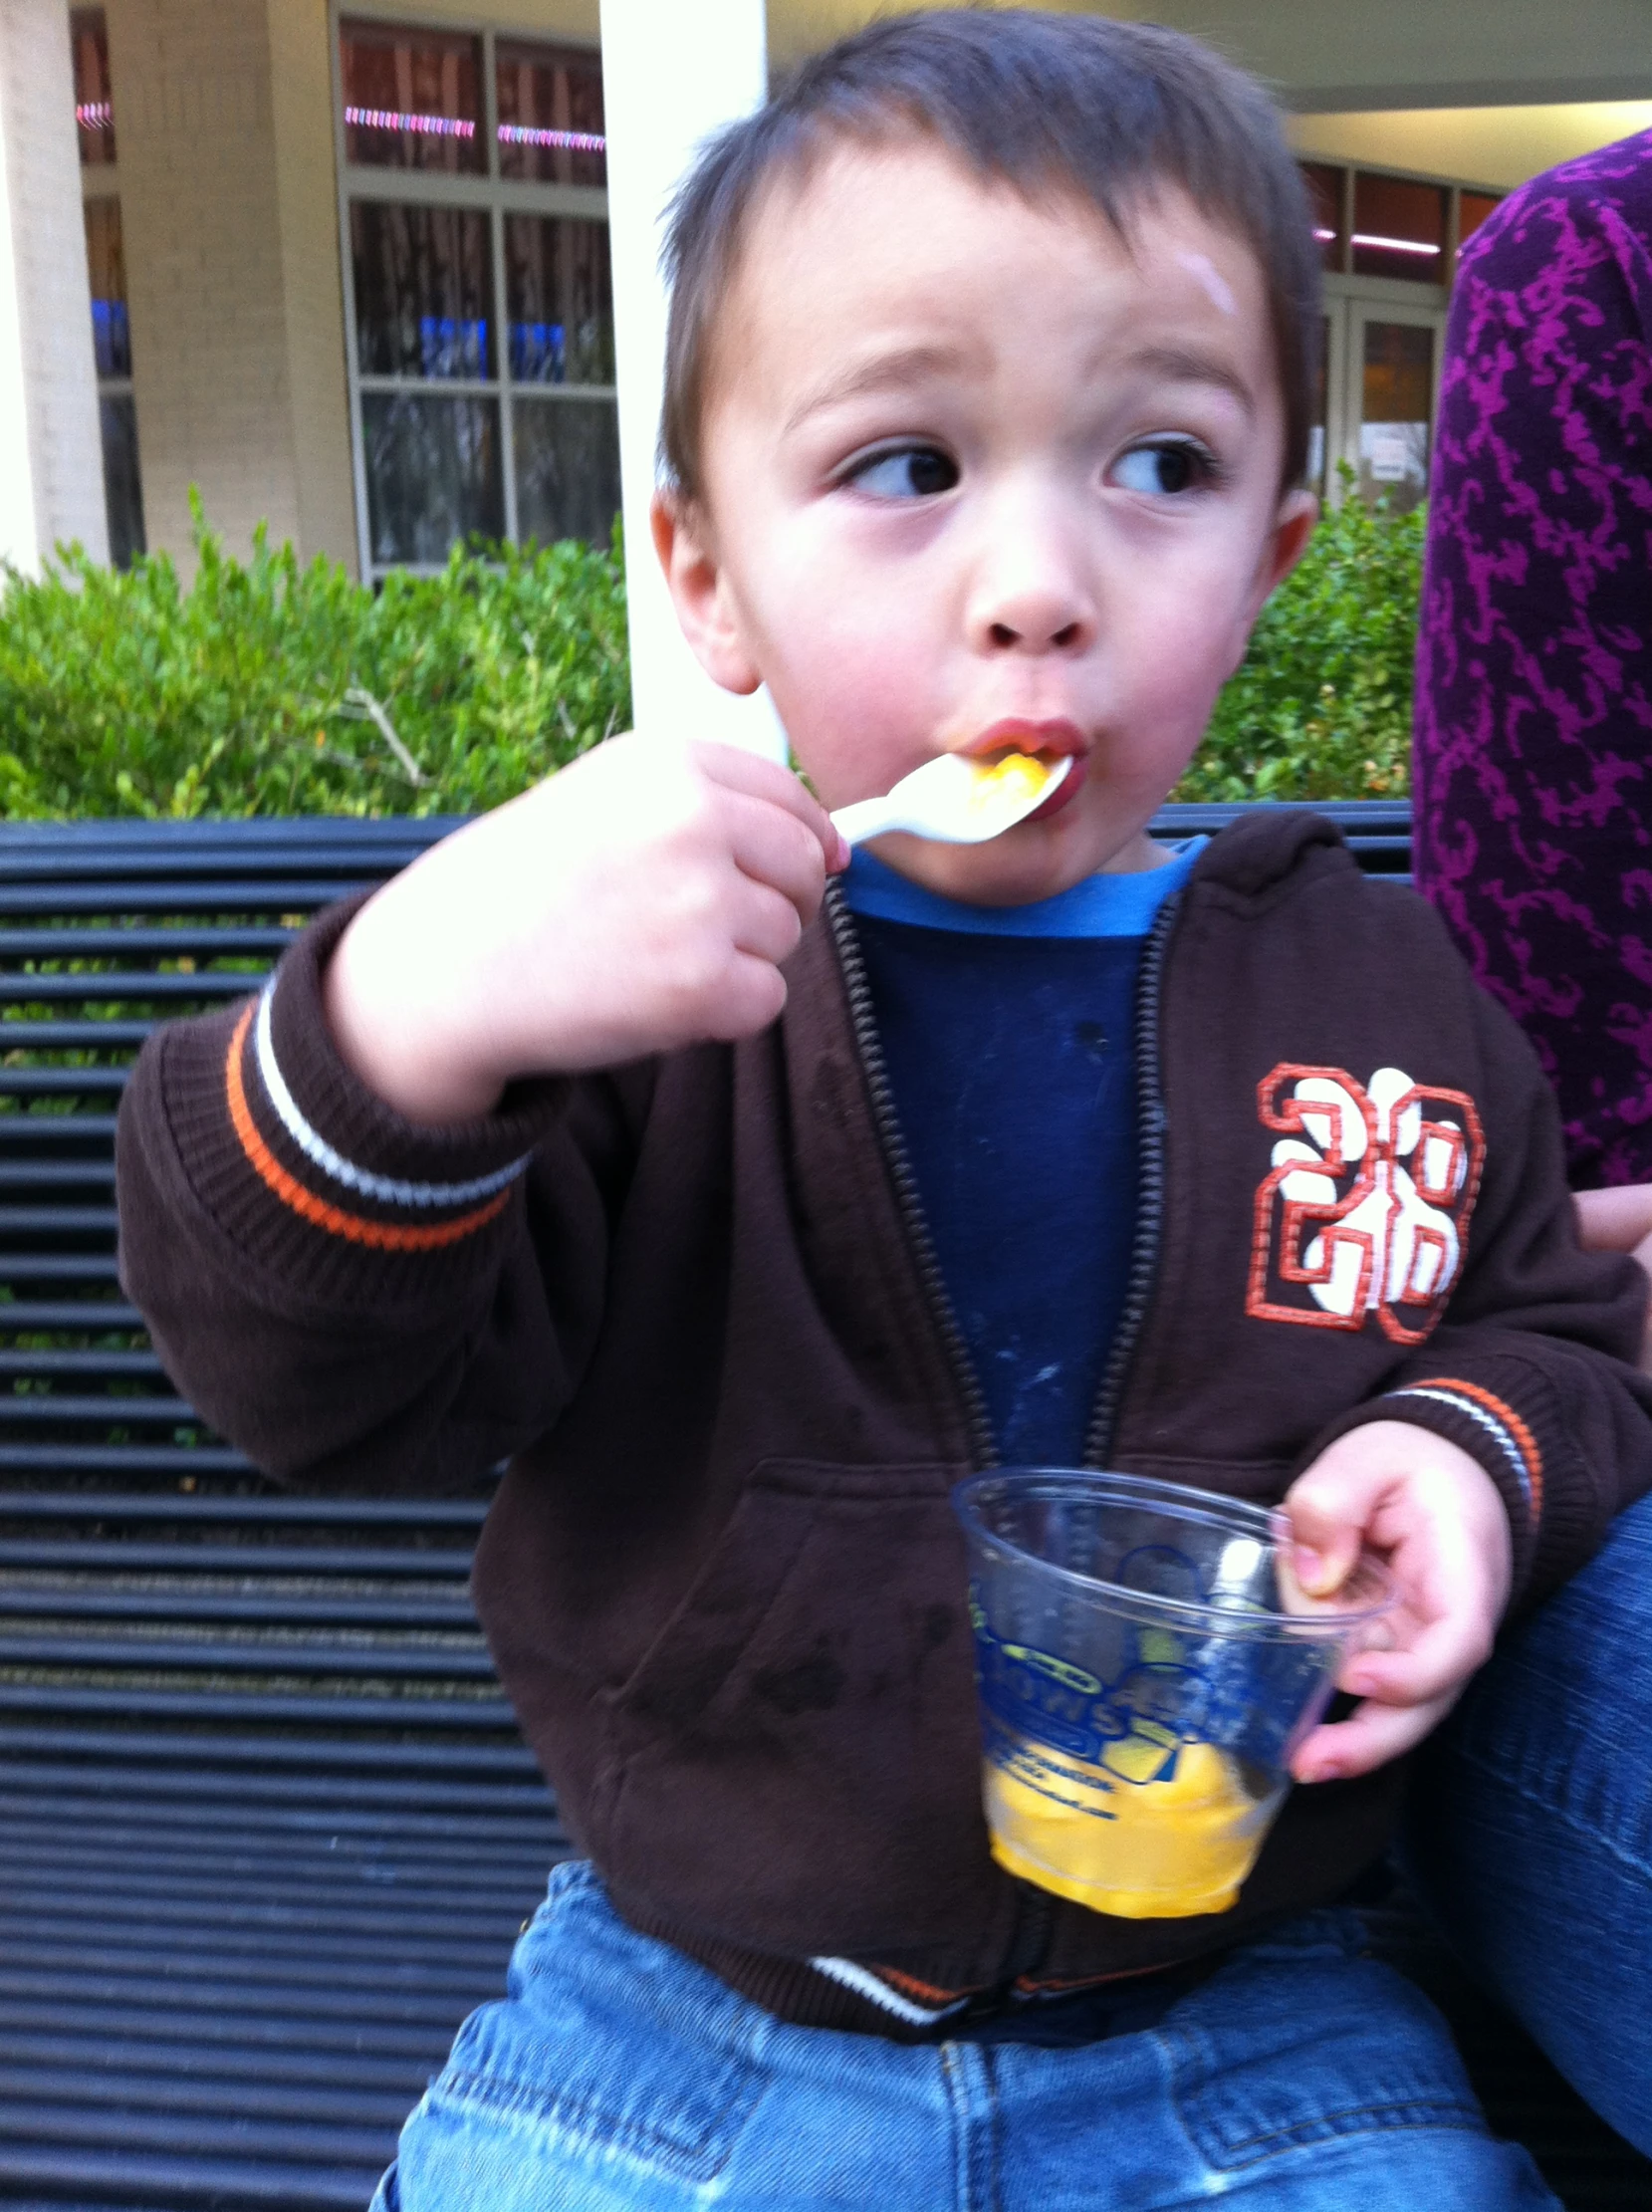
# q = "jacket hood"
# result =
<box><xmin>1183</xmin><ymin>807</ymin><xmax>1352</xmax><ymax>903</ymax></box>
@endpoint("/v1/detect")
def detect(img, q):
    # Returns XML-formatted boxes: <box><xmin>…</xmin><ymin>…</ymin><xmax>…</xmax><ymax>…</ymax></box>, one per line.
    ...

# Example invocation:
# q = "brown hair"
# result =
<box><xmin>660</xmin><ymin>9</ymin><xmax>1321</xmax><ymax>499</ymax></box>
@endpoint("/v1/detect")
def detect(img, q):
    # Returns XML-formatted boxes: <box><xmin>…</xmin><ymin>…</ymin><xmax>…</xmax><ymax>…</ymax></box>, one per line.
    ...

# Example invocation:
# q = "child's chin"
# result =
<box><xmin>941</xmin><ymin>834</ymin><xmax>1094</xmax><ymax>908</ymax></box>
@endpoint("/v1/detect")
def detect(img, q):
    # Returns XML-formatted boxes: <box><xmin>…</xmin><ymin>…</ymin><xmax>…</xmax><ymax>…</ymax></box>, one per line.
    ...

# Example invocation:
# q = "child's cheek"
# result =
<box><xmin>762</xmin><ymin>602</ymin><xmax>930</xmax><ymax>797</ymax></box>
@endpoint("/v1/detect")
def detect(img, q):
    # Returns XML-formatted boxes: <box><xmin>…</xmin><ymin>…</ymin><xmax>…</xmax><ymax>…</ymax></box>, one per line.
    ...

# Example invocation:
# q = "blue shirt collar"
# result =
<box><xmin>840</xmin><ymin>838</ymin><xmax>1205</xmax><ymax>939</ymax></box>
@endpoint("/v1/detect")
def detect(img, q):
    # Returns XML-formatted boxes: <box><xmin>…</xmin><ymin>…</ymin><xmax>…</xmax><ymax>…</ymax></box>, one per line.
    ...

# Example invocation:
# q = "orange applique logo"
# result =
<box><xmin>1247</xmin><ymin>1064</ymin><xmax>1485</xmax><ymax>1346</ymax></box>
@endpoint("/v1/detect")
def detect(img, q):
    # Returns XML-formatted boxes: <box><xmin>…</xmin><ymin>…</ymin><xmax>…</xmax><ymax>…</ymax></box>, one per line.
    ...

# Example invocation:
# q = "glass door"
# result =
<box><xmin>1306</xmin><ymin>308</ymin><xmax>1347</xmax><ymax>504</ymax></box>
<box><xmin>1343</xmin><ymin>302</ymin><xmax>1444</xmax><ymax>514</ymax></box>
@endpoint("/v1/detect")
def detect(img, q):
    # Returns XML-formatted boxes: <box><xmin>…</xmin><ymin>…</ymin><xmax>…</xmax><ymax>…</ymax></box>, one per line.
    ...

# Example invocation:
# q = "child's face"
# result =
<box><xmin>658</xmin><ymin>138</ymin><xmax>1315</xmax><ymax>902</ymax></box>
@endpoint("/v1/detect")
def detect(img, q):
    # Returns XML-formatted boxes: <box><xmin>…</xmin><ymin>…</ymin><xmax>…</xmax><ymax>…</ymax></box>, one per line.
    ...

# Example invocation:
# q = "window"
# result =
<box><xmin>72</xmin><ymin>7</ymin><xmax>144</xmax><ymax>567</ymax></box>
<box><xmin>1457</xmin><ymin>190</ymin><xmax>1501</xmax><ymax>269</ymax></box>
<box><xmin>336</xmin><ymin>17</ymin><xmax>618</xmax><ymax>580</ymax></box>
<box><xmin>1294</xmin><ymin>157</ymin><xmax>1503</xmax><ymax>510</ymax></box>
<box><xmin>71</xmin><ymin>5</ymin><xmax>116</xmax><ymax>163</ymax></box>
<box><xmin>1298</xmin><ymin>161</ymin><xmax>1344</xmax><ymax>273</ymax></box>
<box><xmin>1297</xmin><ymin>157</ymin><xmax>1502</xmax><ymax>290</ymax></box>
<box><xmin>1351</xmin><ymin>172</ymin><xmax>1447</xmax><ymax>284</ymax></box>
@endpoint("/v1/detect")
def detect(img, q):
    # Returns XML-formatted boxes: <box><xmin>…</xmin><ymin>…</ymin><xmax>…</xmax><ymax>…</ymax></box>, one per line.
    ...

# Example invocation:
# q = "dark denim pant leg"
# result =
<box><xmin>1404</xmin><ymin>1489</ymin><xmax>1652</xmax><ymax>2155</ymax></box>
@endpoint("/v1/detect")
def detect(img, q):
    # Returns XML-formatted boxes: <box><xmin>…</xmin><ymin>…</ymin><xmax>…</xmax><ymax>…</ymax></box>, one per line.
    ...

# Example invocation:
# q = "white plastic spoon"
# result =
<box><xmin>829</xmin><ymin>751</ymin><xmax>1072</xmax><ymax>847</ymax></box>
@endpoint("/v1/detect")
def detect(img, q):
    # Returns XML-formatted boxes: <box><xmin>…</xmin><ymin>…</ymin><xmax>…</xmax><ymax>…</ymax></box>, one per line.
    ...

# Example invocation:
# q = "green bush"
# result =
<box><xmin>1177</xmin><ymin>475</ymin><xmax>1424</xmax><ymax>803</ymax></box>
<box><xmin>0</xmin><ymin>497</ymin><xmax>630</xmax><ymax>818</ymax></box>
<box><xmin>0</xmin><ymin>480</ymin><xmax>1419</xmax><ymax>818</ymax></box>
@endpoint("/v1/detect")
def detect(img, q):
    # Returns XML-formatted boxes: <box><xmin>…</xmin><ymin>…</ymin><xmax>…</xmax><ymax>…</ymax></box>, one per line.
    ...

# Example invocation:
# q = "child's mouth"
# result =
<box><xmin>966</xmin><ymin>720</ymin><xmax>1087</xmax><ymax>825</ymax></box>
<box><xmin>1024</xmin><ymin>754</ymin><xmax>1085</xmax><ymax>822</ymax></box>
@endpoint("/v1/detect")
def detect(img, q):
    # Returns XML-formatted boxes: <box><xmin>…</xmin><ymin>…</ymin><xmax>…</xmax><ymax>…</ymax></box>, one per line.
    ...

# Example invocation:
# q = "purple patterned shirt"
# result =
<box><xmin>1414</xmin><ymin>129</ymin><xmax>1652</xmax><ymax>1188</ymax></box>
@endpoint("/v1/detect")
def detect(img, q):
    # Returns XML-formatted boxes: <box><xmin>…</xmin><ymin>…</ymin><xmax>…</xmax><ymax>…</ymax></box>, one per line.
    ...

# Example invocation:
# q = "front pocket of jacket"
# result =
<box><xmin>597</xmin><ymin>1457</ymin><xmax>1001</xmax><ymax>1955</ymax></box>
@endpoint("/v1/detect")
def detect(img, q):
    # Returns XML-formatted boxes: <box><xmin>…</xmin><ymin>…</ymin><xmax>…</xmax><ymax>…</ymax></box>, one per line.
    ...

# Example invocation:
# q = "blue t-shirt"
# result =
<box><xmin>842</xmin><ymin>843</ymin><xmax>1200</xmax><ymax>1466</ymax></box>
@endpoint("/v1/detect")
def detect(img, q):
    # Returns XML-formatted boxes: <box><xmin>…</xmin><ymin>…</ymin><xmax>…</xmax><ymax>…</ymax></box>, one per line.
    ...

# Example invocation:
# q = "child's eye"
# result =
<box><xmin>1112</xmin><ymin>438</ymin><xmax>1222</xmax><ymax>497</ymax></box>
<box><xmin>843</xmin><ymin>445</ymin><xmax>960</xmax><ymax>500</ymax></box>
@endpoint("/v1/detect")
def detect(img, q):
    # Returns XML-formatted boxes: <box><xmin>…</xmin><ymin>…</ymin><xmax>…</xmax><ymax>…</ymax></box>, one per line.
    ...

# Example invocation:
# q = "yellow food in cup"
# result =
<box><xmin>985</xmin><ymin>1735</ymin><xmax>1278</xmax><ymax>1919</ymax></box>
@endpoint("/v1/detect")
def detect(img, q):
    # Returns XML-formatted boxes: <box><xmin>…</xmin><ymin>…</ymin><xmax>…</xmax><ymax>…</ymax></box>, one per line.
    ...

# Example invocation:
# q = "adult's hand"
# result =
<box><xmin>1574</xmin><ymin>1185</ymin><xmax>1652</xmax><ymax>1373</ymax></box>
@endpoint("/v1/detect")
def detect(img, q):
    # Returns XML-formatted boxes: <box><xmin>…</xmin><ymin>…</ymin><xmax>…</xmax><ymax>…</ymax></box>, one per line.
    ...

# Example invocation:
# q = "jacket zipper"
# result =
<box><xmin>1082</xmin><ymin>889</ymin><xmax>1181</xmax><ymax>1468</ymax></box>
<box><xmin>826</xmin><ymin>880</ymin><xmax>999</xmax><ymax>1470</ymax></box>
<box><xmin>826</xmin><ymin>877</ymin><xmax>1179</xmax><ymax>1993</ymax></box>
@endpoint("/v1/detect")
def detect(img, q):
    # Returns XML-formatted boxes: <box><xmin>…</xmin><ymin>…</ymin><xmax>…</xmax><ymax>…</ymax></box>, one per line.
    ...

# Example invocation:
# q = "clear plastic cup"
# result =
<box><xmin>954</xmin><ymin>1469</ymin><xmax>1398</xmax><ymax>1920</ymax></box>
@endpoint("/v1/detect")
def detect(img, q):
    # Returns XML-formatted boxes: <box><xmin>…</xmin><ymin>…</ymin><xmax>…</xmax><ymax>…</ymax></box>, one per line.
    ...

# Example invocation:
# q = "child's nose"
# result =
<box><xmin>965</xmin><ymin>525</ymin><xmax>1097</xmax><ymax>657</ymax></box>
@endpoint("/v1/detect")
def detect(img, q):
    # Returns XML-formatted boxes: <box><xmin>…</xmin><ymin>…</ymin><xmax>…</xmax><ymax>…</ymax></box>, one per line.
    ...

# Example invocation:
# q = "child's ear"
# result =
<box><xmin>650</xmin><ymin>491</ymin><xmax>763</xmax><ymax>696</ymax></box>
<box><xmin>1263</xmin><ymin>488</ymin><xmax>1318</xmax><ymax>597</ymax></box>
<box><xmin>1225</xmin><ymin>489</ymin><xmax>1318</xmax><ymax>678</ymax></box>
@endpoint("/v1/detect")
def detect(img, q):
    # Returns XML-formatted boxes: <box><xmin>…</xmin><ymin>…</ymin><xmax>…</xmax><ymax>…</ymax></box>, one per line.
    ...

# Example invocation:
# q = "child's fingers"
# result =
<box><xmin>1338</xmin><ymin>1605</ymin><xmax>1494</xmax><ymax>1708</ymax></box>
<box><xmin>723</xmin><ymin>791</ymin><xmax>833</xmax><ymax>924</ymax></box>
<box><xmin>1283</xmin><ymin>1456</ymin><xmax>1390</xmax><ymax>1598</ymax></box>
<box><xmin>1291</xmin><ymin>1687</ymin><xmax>1459</xmax><ymax>1783</ymax></box>
<box><xmin>727</xmin><ymin>878</ymin><xmax>810</xmax><ymax>969</ymax></box>
<box><xmin>692</xmin><ymin>741</ymin><xmax>847</xmax><ymax>869</ymax></box>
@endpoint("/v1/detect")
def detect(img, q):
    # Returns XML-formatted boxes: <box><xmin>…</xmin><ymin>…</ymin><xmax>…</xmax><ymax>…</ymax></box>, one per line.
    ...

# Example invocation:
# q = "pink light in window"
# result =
<box><xmin>497</xmin><ymin>123</ymin><xmax>605</xmax><ymax>154</ymax></box>
<box><xmin>1351</xmin><ymin>233</ymin><xmax>1440</xmax><ymax>257</ymax></box>
<box><xmin>345</xmin><ymin>105</ymin><xmax>476</xmax><ymax>139</ymax></box>
<box><xmin>76</xmin><ymin>102</ymin><xmax>113</xmax><ymax>130</ymax></box>
<box><xmin>1313</xmin><ymin>227</ymin><xmax>1335</xmax><ymax>242</ymax></box>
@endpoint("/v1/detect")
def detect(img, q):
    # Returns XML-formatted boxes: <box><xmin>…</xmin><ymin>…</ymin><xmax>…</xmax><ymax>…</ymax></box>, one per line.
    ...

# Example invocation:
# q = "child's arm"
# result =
<box><xmin>116</xmin><ymin>735</ymin><xmax>845</xmax><ymax>1489</ymax></box>
<box><xmin>1266</xmin><ymin>941</ymin><xmax>1652</xmax><ymax>1784</ymax></box>
<box><xmin>1283</xmin><ymin>1422</ymin><xmax>1510</xmax><ymax>1784</ymax></box>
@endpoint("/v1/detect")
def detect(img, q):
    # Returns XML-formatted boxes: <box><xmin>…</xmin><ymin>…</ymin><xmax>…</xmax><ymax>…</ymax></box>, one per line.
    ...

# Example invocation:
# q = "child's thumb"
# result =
<box><xmin>1283</xmin><ymin>1465</ymin><xmax>1381</xmax><ymax>1598</ymax></box>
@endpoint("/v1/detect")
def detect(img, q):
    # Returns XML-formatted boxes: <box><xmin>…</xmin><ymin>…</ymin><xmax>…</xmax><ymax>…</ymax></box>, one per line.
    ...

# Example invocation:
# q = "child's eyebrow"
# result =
<box><xmin>783</xmin><ymin>344</ymin><xmax>967</xmax><ymax>434</ymax></box>
<box><xmin>1122</xmin><ymin>345</ymin><xmax>1257</xmax><ymax>416</ymax></box>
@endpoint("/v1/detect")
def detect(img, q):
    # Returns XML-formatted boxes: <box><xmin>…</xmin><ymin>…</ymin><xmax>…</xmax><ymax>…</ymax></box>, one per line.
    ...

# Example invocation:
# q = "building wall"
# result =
<box><xmin>268</xmin><ymin>0</ymin><xmax>355</xmax><ymax>577</ymax></box>
<box><xmin>106</xmin><ymin>0</ymin><xmax>600</xmax><ymax>579</ymax></box>
<box><xmin>100</xmin><ymin>0</ymin><xmax>1652</xmax><ymax>583</ymax></box>
<box><xmin>106</xmin><ymin>0</ymin><xmax>304</xmax><ymax>572</ymax></box>
<box><xmin>770</xmin><ymin>0</ymin><xmax>1652</xmax><ymax>109</ymax></box>
<box><xmin>1291</xmin><ymin>103</ymin><xmax>1652</xmax><ymax>195</ymax></box>
<box><xmin>0</xmin><ymin>0</ymin><xmax>107</xmax><ymax>568</ymax></box>
<box><xmin>1131</xmin><ymin>0</ymin><xmax>1652</xmax><ymax>109</ymax></box>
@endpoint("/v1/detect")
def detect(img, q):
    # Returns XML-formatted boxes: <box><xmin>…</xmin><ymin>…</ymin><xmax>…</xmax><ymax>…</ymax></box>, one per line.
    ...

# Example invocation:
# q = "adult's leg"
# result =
<box><xmin>1404</xmin><ymin>1490</ymin><xmax>1652</xmax><ymax>2154</ymax></box>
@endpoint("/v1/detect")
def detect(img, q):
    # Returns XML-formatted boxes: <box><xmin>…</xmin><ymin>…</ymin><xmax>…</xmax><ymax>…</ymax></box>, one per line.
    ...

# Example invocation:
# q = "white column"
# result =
<box><xmin>0</xmin><ymin>20</ymin><xmax>34</xmax><ymax>574</ymax></box>
<box><xmin>599</xmin><ymin>0</ymin><xmax>786</xmax><ymax>759</ymax></box>
<box><xmin>0</xmin><ymin>0</ymin><xmax>108</xmax><ymax>572</ymax></box>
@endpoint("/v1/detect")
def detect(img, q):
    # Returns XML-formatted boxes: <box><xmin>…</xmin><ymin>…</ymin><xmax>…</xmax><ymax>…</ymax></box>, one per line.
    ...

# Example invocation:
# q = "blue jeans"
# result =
<box><xmin>1405</xmin><ymin>1487</ymin><xmax>1652</xmax><ymax>2154</ymax></box>
<box><xmin>370</xmin><ymin>1862</ymin><xmax>1554</xmax><ymax>2210</ymax></box>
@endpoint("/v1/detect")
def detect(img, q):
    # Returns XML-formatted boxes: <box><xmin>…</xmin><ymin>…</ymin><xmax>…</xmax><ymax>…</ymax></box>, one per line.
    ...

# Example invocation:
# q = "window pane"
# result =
<box><xmin>505</xmin><ymin>216</ymin><xmax>613</xmax><ymax>384</ymax></box>
<box><xmin>340</xmin><ymin>18</ymin><xmax>483</xmax><ymax>176</ymax></box>
<box><xmin>100</xmin><ymin>393</ymin><xmax>144</xmax><ymax>568</ymax></box>
<box><xmin>1351</xmin><ymin>173</ymin><xmax>1447</xmax><ymax>284</ymax></box>
<box><xmin>514</xmin><ymin>396</ymin><xmax>619</xmax><ymax>547</ymax></box>
<box><xmin>362</xmin><ymin>393</ymin><xmax>503</xmax><ymax>566</ymax></box>
<box><xmin>1298</xmin><ymin>161</ymin><xmax>1342</xmax><ymax>272</ymax></box>
<box><xmin>1359</xmin><ymin>320</ymin><xmax>1433</xmax><ymax>513</ymax></box>
<box><xmin>1458</xmin><ymin>190</ymin><xmax>1502</xmax><ymax>268</ymax></box>
<box><xmin>71</xmin><ymin>7</ymin><xmax>116</xmax><ymax>165</ymax></box>
<box><xmin>351</xmin><ymin>202</ymin><xmax>493</xmax><ymax>379</ymax></box>
<box><xmin>496</xmin><ymin>39</ymin><xmax>605</xmax><ymax>186</ymax></box>
<box><xmin>83</xmin><ymin>199</ymin><xmax>130</xmax><ymax>376</ymax></box>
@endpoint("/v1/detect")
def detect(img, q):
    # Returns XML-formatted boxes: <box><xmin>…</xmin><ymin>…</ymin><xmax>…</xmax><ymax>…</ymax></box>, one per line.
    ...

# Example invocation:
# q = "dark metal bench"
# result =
<box><xmin>0</xmin><ymin>802</ymin><xmax>1640</xmax><ymax>2211</ymax></box>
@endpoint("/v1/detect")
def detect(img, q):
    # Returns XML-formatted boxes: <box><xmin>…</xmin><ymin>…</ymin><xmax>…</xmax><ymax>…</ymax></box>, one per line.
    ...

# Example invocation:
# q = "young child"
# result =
<box><xmin>117</xmin><ymin>14</ymin><xmax>1651</xmax><ymax>2207</ymax></box>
